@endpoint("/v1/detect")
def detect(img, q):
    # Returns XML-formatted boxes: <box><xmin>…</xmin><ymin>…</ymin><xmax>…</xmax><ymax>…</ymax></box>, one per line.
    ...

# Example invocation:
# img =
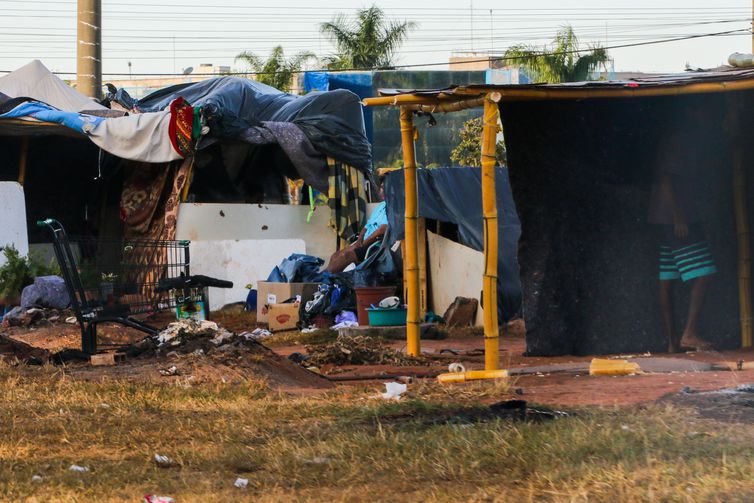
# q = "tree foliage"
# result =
<box><xmin>235</xmin><ymin>45</ymin><xmax>314</xmax><ymax>92</ymax></box>
<box><xmin>504</xmin><ymin>26</ymin><xmax>609</xmax><ymax>83</ymax></box>
<box><xmin>320</xmin><ymin>5</ymin><xmax>416</xmax><ymax>69</ymax></box>
<box><xmin>450</xmin><ymin>117</ymin><xmax>506</xmax><ymax>168</ymax></box>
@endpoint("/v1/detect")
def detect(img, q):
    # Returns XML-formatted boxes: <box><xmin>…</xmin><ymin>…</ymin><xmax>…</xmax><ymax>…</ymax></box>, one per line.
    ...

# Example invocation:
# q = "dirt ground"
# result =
<box><xmin>5</xmin><ymin>308</ymin><xmax>754</xmax><ymax>409</ymax></box>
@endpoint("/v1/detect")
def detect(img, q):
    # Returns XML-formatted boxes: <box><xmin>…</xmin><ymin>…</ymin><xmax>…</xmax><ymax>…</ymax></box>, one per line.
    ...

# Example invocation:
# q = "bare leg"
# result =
<box><xmin>681</xmin><ymin>275</ymin><xmax>713</xmax><ymax>349</ymax></box>
<box><xmin>659</xmin><ymin>280</ymin><xmax>679</xmax><ymax>352</ymax></box>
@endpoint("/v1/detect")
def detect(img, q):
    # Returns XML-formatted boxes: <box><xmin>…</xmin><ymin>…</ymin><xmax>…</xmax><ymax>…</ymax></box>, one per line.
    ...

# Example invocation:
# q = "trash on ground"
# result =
<box><xmin>68</xmin><ymin>464</ymin><xmax>89</xmax><ymax>472</ymax></box>
<box><xmin>144</xmin><ymin>496</ymin><xmax>175</xmax><ymax>503</ymax></box>
<box><xmin>448</xmin><ymin>362</ymin><xmax>466</xmax><ymax>373</ymax></box>
<box><xmin>589</xmin><ymin>358</ymin><xmax>642</xmax><ymax>376</ymax></box>
<box><xmin>304</xmin><ymin>335</ymin><xmax>428</xmax><ymax>366</ymax></box>
<box><xmin>381</xmin><ymin>381</ymin><xmax>407</xmax><ymax>400</ymax></box>
<box><xmin>31</xmin><ymin>475</ymin><xmax>43</xmax><ymax>483</ymax></box>
<box><xmin>245</xmin><ymin>327</ymin><xmax>272</xmax><ymax>340</ymax></box>
<box><xmin>300</xmin><ymin>326</ymin><xmax>318</xmax><ymax>334</ymax></box>
<box><xmin>154</xmin><ymin>453</ymin><xmax>176</xmax><ymax>467</ymax></box>
<box><xmin>234</xmin><ymin>477</ymin><xmax>249</xmax><ymax>488</ymax></box>
<box><xmin>159</xmin><ymin>366</ymin><xmax>179</xmax><ymax>377</ymax></box>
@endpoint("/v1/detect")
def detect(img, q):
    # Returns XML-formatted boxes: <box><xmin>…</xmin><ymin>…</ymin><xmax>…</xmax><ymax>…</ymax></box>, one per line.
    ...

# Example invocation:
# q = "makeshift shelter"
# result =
<box><xmin>0</xmin><ymin>61</ymin><xmax>372</xmax><ymax>244</ymax></box>
<box><xmin>367</xmin><ymin>68</ymin><xmax>754</xmax><ymax>358</ymax></box>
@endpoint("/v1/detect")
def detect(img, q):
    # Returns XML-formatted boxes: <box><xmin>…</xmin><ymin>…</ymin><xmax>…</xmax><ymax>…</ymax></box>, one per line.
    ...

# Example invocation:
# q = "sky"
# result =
<box><xmin>0</xmin><ymin>0</ymin><xmax>752</xmax><ymax>77</ymax></box>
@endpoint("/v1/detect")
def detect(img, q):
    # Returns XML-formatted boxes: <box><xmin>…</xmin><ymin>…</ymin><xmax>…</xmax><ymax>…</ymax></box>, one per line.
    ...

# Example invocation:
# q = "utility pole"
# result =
<box><xmin>77</xmin><ymin>0</ymin><xmax>102</xmax><ymax>100</ymax></box>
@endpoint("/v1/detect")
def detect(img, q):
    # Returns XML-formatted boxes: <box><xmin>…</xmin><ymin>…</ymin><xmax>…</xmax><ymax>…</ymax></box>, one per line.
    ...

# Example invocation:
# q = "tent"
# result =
<box><xmin>369</xmin><ymin>67</ymin><xmax>754</xmax><ymax>356</ymax></box>
<box><xmin>0</xmin><ymin>61</ymin><xmax>372</xmax><ymax>241</ymax></box>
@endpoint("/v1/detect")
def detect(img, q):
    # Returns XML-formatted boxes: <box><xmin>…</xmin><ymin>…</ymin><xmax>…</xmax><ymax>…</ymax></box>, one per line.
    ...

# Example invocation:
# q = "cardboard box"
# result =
<box><xmin>268</xmin><ymin>302</ymin><xmax>300</xmax><ymax>332</ymax></box>
<box><xmin>256</xmin><ymin>281</ymin><xmax>320</xmax><ymax>323</ymax></box>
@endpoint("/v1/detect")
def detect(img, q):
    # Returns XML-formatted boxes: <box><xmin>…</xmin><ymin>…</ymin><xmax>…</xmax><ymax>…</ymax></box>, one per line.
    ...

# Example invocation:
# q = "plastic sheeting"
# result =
<box><xmin>135</xmin><ymin>77</ymin><xmax>372</xmax><ymax>175</ymax></box>
<box><xmin>383</xmin><ymin>167</ymin><xmax>522</xmax><ymax>322</ymax></box>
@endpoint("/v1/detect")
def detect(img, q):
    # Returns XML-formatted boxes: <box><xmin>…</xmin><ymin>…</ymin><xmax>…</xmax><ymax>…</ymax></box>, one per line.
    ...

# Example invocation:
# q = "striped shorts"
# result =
<box><xmin>659</xmin><ymin>226</ymin><xmax>717</xmax><ymax>282</ymax></box>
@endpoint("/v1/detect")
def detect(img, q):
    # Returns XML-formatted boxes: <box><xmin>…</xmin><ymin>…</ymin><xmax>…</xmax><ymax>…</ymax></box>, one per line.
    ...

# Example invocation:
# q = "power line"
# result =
<box><xmin>2</xmin><ymin>27</ymin><xmax>747</xmax><ymax>76</ymax></box>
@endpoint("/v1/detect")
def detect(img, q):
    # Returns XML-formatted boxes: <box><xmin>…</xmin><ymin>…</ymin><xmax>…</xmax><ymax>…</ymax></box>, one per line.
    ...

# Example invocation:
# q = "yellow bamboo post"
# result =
<box><xmin>481</xmin><ymin>92</ymin><xmax>501</xmax><ymax>370</ymax></box>
<box><xmin>730</xmin><ymin>95</ymin><xmax>753</xmax><ymax>348</ymax></box>
<box><xmin>400</xmin><ymin>107</ymin><xmax>421</xmax><ymax>357</ymax></box>
<box><xmin>17</xmin><ymin>136</ymin><xmax>29</xmax><ymax>186</ymax></box>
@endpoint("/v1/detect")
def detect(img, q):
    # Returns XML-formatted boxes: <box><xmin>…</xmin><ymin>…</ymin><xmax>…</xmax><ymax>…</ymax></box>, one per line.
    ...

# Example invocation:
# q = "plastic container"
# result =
<box><xmin>354</xmin><ymin>286</ymin><xmax>396</xmax><ymax>325</ymax></box>
<box><xmin>366</xmin><ymin>307</ymin><xmax>407</xmax><ymax>326</ymax></box>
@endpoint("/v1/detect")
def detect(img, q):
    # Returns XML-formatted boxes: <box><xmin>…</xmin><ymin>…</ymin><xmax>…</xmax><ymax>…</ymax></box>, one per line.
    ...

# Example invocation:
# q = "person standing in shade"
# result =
<box><xmin>648</xmin><ymin>121</ymin><xmax>717</xmax><ymax>352</ymax></box>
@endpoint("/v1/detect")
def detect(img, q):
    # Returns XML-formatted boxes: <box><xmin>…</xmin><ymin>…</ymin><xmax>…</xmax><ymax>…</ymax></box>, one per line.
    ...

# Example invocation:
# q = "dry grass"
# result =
<box><xmin>2</xmin><ymin>361</ymin><xmax>754</xmax><ymax>501</ymax></box>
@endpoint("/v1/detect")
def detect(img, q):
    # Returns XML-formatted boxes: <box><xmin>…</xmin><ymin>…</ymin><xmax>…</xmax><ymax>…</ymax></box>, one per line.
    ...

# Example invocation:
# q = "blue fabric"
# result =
<box><xmin>0</xmin><ymin>101</ymin><xmax>103</xmax><ymax>133</ymax></box>
<box><xmin>384</xmin><ymin>167</ymin><xmax>523</xmax><ymax>322</ymax></box>
<box><xmin>364</xmin><ymin>201</ymin><xmax>388</xmax><ymax>239</ymax></box>
<box><xmin>267</xmin><ymin>253</ymin><xmax>326</xmax><ymax>283</ymax></box>
<box><xmin>303</xmin><ymin>72</ymin><xmax>330</xmax><ymax>93</ymax></box>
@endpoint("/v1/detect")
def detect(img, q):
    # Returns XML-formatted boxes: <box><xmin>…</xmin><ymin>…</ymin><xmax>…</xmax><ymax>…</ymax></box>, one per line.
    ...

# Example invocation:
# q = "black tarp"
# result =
<box><xmin>134</xmin><ymin>77</ymin><xmax>372</xmax><ymax>177</ymax></box>
<box><xmin>384</xmin><ymin>167</ymin><xmax>522</xmax><ymax>322</ymax></box>
<box><xmin>500</xmin><ymin>92</ymin><xmax>752</xmax><ymax>356</ymax></box>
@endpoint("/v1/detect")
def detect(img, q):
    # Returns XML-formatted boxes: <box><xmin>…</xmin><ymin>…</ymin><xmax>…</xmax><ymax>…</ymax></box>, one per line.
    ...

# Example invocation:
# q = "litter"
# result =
<box><xmin>159</xmin><ymin>366</ymin><xmax>179</xmax><ymax>377</ymax></box>
<box><xmin>31</xmin><ymin>475</ymin><xmax>43</xmax><ymax>483</ymax></box>
<box><xmin>65</xmin><ymin>316</ymin><xmax>77</xmax><ymax>324</ymax></box>
<box><xmin>245</xmin><ymin>328</ymin><xmax>272</xmax><ymax>340</ymax></box>
<box><xmin>68</xmin><ymin>464</ymin><xmax>89</xmax><ymax>472</ymax></box>
<box><xmin>154</xmin><ymin>454</ymin><xmax>176</xmax><ymax>467</ymax></box>
<box><xmin>448</xmin><ymin>362</ymin><xmax>466</xmax><ymax>373</ymax></box>
<box><xmin>234</xmin><ymin>477</ymin><xmax>249</xmax><ymax>488</ymax></box>
<box><xmin>144</xmin><ymin>496</ymin><xmax>175</xmax><ymax>503</ymax></box>
<box><xmin>380</xmin><ymin>382</ymin><xmax>407</xmax><ymax>400</ymax></box>
<box><xmin>300</xmin><ymin>326</ymin><xmax>319</xmax><ymax>334</ymax></box>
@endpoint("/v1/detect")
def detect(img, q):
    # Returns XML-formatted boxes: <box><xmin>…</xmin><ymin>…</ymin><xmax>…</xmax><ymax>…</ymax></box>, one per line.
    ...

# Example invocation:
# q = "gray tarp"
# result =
<box><xmin>384</xmin><ymin>167</ymin><xmax>522</xmax><ymax>322</ymax></box>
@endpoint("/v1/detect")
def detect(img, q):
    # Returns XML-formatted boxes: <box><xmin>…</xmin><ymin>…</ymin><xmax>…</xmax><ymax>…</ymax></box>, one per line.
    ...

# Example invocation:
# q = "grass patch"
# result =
<box><xmin>1</xmin><ymin>362</ymin><xmax>754</xmax><ymax>501</ymax></box>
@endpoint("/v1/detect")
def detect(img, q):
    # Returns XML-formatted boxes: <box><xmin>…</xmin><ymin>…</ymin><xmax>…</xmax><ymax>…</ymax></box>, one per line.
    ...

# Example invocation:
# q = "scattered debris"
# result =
<box><xmin>2</xmin><ymin>306</ymin><xmax>73</xmax><ymax>328</ymax></box>
<box><xmin>448</xmin><ymin>362</ymin><xmax>466</xmax><ymax>373</ymax></box>
<box><xmin>681</xmin><ymin>386</ymin><xmax>695</xmax><ymax>394</ymax></box>
<box><xmin>234</xmin><ymin>477</ymin><xmax>249</xmax><ymax>488</ymax></box>
<box><xmin>90</xmin><ymin>353</ymin><xmax>118</xmax><ymax>366</ymax></box>
<box><xmin>380</xmin><ymin>382</ymin><xmax>407</xmax><ymax>400</ymax></box>
<box><xmin>159</xmin><ymin>366</ymin><xmax>180</xmax><ymax>377</ymax></box>
<box><xmin>65</xmin><ymin>316</ymin><xmax>77</xmax><ymax>324</ymax></box>
<box><xmin>154</xmin><ymin>454</ymin><xmax>176</xmax><ymax>468</ymax></box>
<box><xmin>245</xmin><ymin>327</ymin><xmax>272</xmax><ymax>340</ymax></box>
<box><xmin>300</xmin><ymin>326</ymin><xmax>318</xmax><ymax>334</ymax></box>
<box><xmin>395</xmin><ymin>375</ymin><xmax>414</xmax><ymax>384</ymax></box>
<box><xmin>31</xmin><ymin>475</ymin><xmax>43</xmax><ymax>483</ymax></box>
<box><xmin>0</xmin><ymin>335</ymin><xmax>49</xmax><ymax>364</ymax></box>
<box><xmin>144</xmin><ymin>495</ymin><xmax>175</xmax><ymax>503</ymax></box>
<box><xmin>21</xmin><ymin>275</ymin><xmax>70</xmax><ymax>309</ymax></box>
<box><xmin>304</xmin><ymin>335</ymin><xmax>428</xmax><ymax>367</ymax></box>
<box><xmin>514</xmin><ymin>388</ymin><xmax>525</xmax><ymax>395</ymax></box>
<box><xmin>288</xmin><ymin>352</ymin><xmax>309</xmax><ymax>364</ymax></box>
<box><xmin>68</xmin><ymin>464</ymin><xmax>89</xmax><ymax>472</ymax></box>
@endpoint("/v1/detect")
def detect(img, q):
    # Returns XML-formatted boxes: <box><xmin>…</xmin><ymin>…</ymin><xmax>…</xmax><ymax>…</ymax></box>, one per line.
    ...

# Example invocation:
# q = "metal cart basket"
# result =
<box><xmin>38</xmin><ymin>219</ymin><xmax>219</xmax><ymax>354</ymax></box>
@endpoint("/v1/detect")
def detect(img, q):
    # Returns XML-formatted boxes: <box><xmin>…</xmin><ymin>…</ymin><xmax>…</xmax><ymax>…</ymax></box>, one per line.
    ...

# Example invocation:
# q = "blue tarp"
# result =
<box><xmin>0</xmin><ymin>101</ymin><xmax>103</xmax><ymax>134</ymax></box>
<box><xmin>384</xmin><ymin>167</ymin><xmax>522</xmax><ymax>322</ymax></box>
<box><xmin>135</xmin><ymin>76</ymin><xmax>372</xmax><ymax>175</ymax></box>
<box><xmin>303</xmin><ymin>72</ymin><xmax>374</xmax><ymax>142</ymax></box>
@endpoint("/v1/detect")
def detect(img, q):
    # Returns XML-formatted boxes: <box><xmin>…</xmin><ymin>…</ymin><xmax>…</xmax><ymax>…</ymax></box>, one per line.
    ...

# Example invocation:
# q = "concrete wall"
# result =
<box><xmin>0</xmin><ymin>182</ymin><xmax>28</xmax><ymax>266</ymax></box>
<box><xmin>427</xmin><ymin>230</ymin><xmax>484</xmax><ymax>326</ymax></box>
<box><xmin>176</xmin><ymin>202</ymin><xmax>380</xmax><ymax>262</ymax></box>
<box><xmin>188</xmin><ymin>239</ymin><xmax>305</xmax><ymax>310</ymax></box>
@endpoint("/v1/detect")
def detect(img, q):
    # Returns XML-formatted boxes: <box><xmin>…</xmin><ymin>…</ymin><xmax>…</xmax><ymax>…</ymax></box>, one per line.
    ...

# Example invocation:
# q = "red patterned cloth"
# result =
<box><xmin>168</xmin><ymin>97</ymin><xmax>194</xmax><ymax>158</ymax></box>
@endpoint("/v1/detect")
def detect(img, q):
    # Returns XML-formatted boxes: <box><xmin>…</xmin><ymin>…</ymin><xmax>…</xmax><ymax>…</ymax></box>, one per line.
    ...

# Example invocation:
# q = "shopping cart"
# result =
<box><xmin>38</xmin><ymin>219</ymin><xmax>232</xmax><ymax>354</ymax></box>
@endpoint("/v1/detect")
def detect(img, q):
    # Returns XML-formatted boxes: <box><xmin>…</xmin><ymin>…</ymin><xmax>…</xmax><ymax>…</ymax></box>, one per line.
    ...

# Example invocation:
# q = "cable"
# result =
<box><xmin>1</xmin><ymin>27</ymin><xmax>748</xmax><ymax>76</ymax></box>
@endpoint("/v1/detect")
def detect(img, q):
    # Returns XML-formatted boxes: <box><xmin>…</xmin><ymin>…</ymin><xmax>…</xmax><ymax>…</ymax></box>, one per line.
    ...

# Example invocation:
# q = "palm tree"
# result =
<box><xmin>235</xmin><ymin>45</ymin><xmax>315</xmax><ymax>92</ymax></box>
<box><xmin>504</xmin><ymin>26</ymin><xmax>609</xmax><ymax>83</ymax></box>
<box><xmin>320</xmin><ymin>5</ymin><xmax>416</xmax><ymax>70</ymax></box>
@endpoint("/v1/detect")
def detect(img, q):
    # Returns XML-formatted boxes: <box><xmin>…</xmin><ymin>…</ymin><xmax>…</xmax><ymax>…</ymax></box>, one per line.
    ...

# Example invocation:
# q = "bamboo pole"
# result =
<box><xmin>17</xmin><ymin>136</ymin><xmax>29</xmax><ymax>186</ymax></box>
<box><xmin>730</xmin><ymin>95</ymin><xmax>753</xmax><ymax>348</ymax></box>
<box><xmin>481</xmin><ymin>92</ymin><xmax>501</xmax><ymax>370</ymax></box>
<box><xmin>365</xmin><ymin>79</ymin><xmax>754</xmax><ymax>108</ymax></box>
<box><xmin>400</xmin><ymin>107</ymin><xmax>421</xmax><ymax>357</ymax></box>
